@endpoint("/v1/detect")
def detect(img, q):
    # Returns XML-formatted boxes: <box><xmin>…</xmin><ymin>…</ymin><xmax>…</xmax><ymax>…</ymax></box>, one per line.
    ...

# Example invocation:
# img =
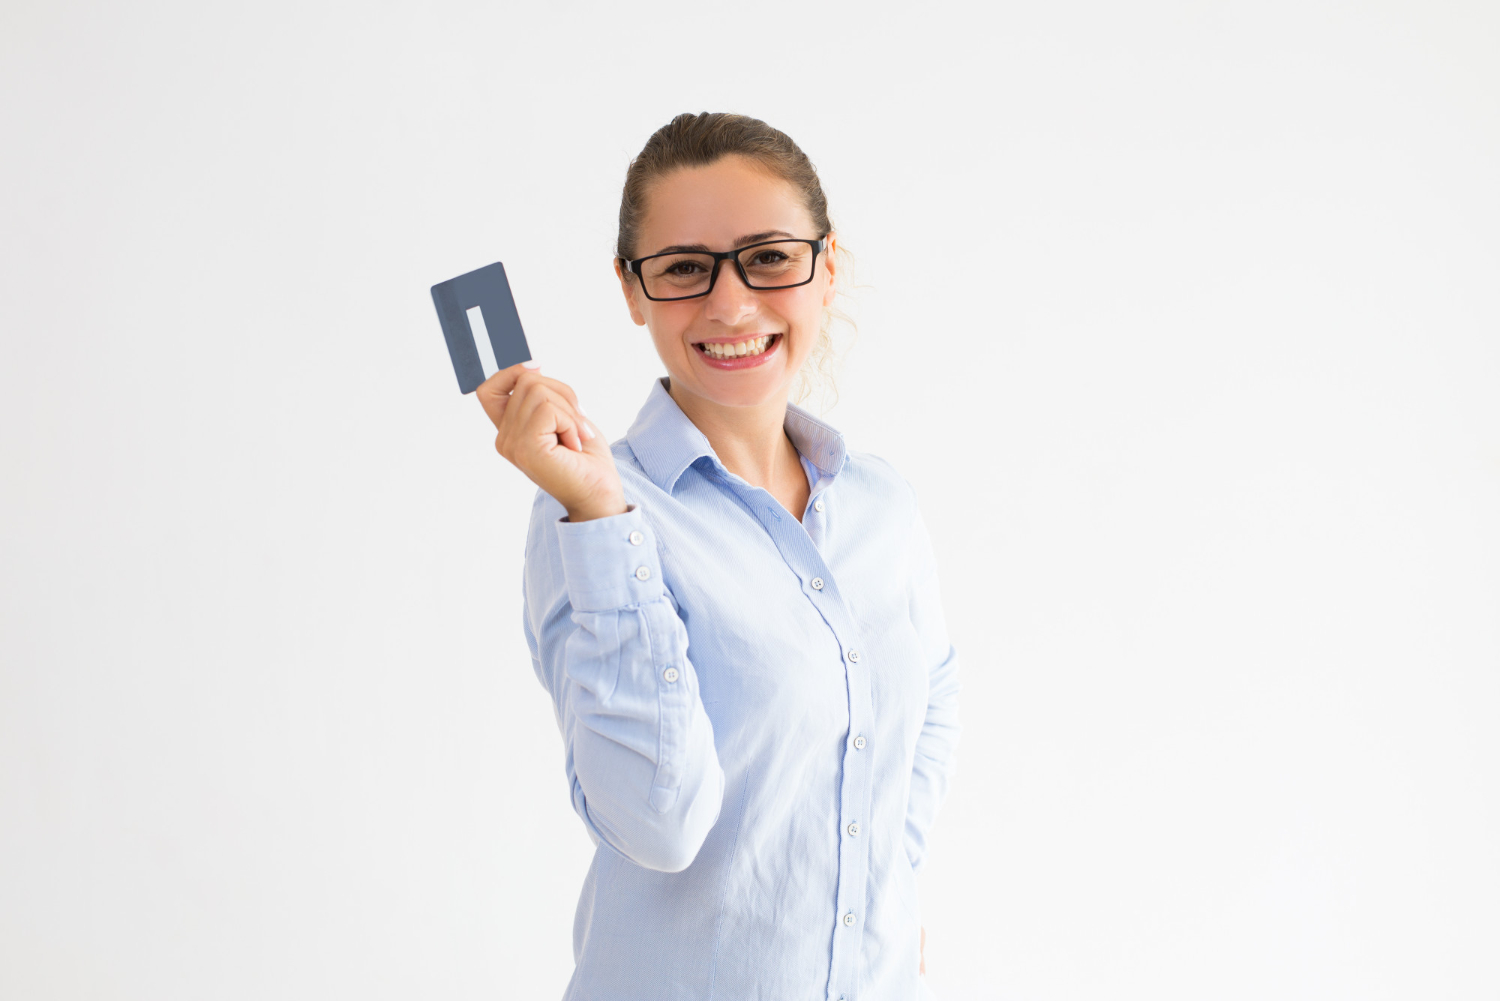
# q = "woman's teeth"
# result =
<box><xmin>698</xmin><ymin>335</ymin><xmax>773</xmax><ymax>359</ymax></box>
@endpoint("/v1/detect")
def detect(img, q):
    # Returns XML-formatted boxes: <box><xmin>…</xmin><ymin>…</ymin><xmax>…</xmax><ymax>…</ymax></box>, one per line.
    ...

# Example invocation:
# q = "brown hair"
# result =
<box><xmin>616</xmin><ymin>112</ymin><xmax>853</xmax><ymax>409</ymax></box>
<box><xmin>616</xmin><ymin>112</ymin><xmax>831</xmax><ymax>260</ymax></box>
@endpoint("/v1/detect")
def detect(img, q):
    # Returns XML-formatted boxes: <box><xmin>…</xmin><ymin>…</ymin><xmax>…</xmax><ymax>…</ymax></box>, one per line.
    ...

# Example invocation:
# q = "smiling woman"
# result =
<box><xmin>617</xmin><ymin>115</ymin><xmax>854</xmax><ymax>410</ymax></box>
<box><xmin>473</xmin><ymin>113</ymin><xmax>960</xmax><ymax>1000</ymax></box>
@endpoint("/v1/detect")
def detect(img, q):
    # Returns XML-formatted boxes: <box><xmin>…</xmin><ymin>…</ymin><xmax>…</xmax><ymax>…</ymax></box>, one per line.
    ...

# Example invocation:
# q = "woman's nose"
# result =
<box><xmin>702</xmin><ymin>261</ymin><xmax>758</xmax><ymax>324</ymax></box>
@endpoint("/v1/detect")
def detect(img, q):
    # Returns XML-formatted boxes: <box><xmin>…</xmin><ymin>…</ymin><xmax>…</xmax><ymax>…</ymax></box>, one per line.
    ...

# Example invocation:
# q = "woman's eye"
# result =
<box><xmin>752</xmin><ymin>251</ymin><xmax>787</xmax><ymax>264</ymax></box>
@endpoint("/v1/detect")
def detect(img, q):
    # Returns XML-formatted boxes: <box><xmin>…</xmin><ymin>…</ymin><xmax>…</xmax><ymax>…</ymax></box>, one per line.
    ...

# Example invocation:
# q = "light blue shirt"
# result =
<box><xmin>522</xmin><ymin>379</ymin><xmax>961</xmax><ymax>1000</ymax></box>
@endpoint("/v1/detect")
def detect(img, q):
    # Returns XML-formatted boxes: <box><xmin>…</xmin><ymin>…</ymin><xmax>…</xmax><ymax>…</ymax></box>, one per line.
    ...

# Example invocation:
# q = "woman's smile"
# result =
<box><xmin>692</xmin><ymin>332</ymin><xmax>782</xmax><ymax>368</ymax></box>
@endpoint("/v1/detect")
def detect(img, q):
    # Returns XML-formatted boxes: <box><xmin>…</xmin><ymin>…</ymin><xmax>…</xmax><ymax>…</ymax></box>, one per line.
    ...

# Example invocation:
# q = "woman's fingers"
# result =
<box><xmin>482</xmin><ymin>393</ymin><xmax>511</xmax><ymax>427</ymax></box>
<box><xmin>547</xmin><ymin>400</ymin><xmax>588</xmax><ymax>455</ymax></box>
<box><xmin>476</xmin><ymin>365</ymin><xmax>623</xmax><ymax>521</ymax></box>
<box><xmin>504</xmin><ymin>382</ymin><xmax>590</xmax><ymax>458</ymax></box>
<box><xmin>480</xmin><ymin>365</ymin><xmax>595</xmax><ymax>439</ymax></box>
<box><xmin>480</xmin><ymin>365</ymin><xmax>606</xmax><ymax>480</ymax></box>
<box><xmin>538</xmin><ymin>375</ymin><xmax>583</xmax><ymax>416</ymax></box>
<box><xmin>518</xmin><ymin>374</ymin><xmax>595</xmax><ymax>441</ymax></box>
<box><xmin>475</xmin><ymin>362</ymin><xmax>537</xmax><ymax>428</ymax></box>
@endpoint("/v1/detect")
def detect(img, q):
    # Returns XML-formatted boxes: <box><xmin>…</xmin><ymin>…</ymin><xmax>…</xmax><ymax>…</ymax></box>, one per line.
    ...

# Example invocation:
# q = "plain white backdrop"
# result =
<box><xmin>2</xmin><ymin>1</ymin><xmax>1497</xmax><ymax>998</ymax></box>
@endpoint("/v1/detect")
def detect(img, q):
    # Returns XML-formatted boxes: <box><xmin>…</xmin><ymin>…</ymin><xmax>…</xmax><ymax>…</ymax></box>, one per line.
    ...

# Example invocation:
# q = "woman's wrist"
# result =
<box><xmin>564</xmin><ymin>496</ymin><xmax>630</xmax><ymax>523</ymax></box>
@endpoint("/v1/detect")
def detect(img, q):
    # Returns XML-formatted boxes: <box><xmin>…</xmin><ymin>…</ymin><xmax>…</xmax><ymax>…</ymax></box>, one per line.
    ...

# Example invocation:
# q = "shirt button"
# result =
<box><xmin>846</xmin><ymin>821</ymin><xmax>859</xmax><ymax>837</ymax></box>
<box><xmin>634</xmin><ymin>566</ymin><xmax>651</xmax><ymax>581</ymax></box>
<box><xmin>810</xmin><ymin>577</ymin><xmax>824</xmax><ymax>590</ymax></box>
<box><xmin>853</xmin><ymin>735</ymin><xmax>867</xmax><ymax>750</ymax></box>
<box><xmin>842</xmin><ymin>911</ymin><xmax>856</xmax><ymax>927</ymax></box>
<box><xmin>628</xmin><ymin>530</ymin><xmax>644</xmax><ymax>546</ymax></box>
<box><xmin>662</xmin><ymin>667</ymin><xmax>679</xmax><ymax>683</ymax></box>
<box><xmin>847</xmin><ymin>648</ymin><xmax>860</xmax><ymax>664</ymax></box>
<box><xmin>814</xmin><ymin>499</ymin><xmax>825</xmax><ymax>513</ymax></box>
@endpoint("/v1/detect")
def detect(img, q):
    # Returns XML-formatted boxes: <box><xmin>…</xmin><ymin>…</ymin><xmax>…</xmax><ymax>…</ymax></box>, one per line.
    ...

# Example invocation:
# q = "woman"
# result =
<box><xmin>477</xmin><ymin>113</ymin><xmax>961</xmax><ymax>1000</ymax></box>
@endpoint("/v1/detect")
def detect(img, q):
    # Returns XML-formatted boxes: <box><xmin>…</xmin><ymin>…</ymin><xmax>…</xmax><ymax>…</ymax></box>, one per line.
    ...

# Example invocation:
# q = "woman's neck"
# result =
<box><xmin>669</xmin><ymin>381</ymin><xmax>808</xmax><ymax>520</ymax></box>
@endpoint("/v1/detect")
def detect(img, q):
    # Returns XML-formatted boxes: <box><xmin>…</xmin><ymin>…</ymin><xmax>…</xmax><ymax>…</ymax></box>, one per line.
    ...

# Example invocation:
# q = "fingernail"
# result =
<box><xmin>521</xmin><ymin>361</ymin><xmax>542</xmax><ymax>370</ymax></box>
<box><xmin>579</xmin><ymin>403</ymin><xmax>590</xmax><ymax>416</ymax></box>
<box><xmin>582</xmin><ymin>422</ymin><xmax>597</xmax><ymax>440</ymax></box>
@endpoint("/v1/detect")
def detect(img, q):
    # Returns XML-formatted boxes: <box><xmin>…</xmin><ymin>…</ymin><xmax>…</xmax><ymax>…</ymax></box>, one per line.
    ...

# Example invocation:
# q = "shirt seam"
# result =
<box><xmin>705</xmin><ymin>770</ymin><xmax>751</xmax><ymax>1001</ymax></box>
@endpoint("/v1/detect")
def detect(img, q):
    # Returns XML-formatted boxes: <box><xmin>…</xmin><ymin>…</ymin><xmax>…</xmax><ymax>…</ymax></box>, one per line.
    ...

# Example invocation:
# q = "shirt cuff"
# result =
<box><xmin>554</xmin><ymin>505</ymin><xmax>664</xmax><ymax>612</ymax></box>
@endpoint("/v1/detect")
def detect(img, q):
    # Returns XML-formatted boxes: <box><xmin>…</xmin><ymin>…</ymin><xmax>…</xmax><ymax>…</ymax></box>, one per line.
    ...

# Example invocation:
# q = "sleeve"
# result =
<box><xmin>521</xmin><ymin>491</ymin><xmax>725</xmax><ymax>873</ymax></box>
<box><xmin>903</xmin><ymin>495</ymin><xmax>962</xmax><ymax>873</ymax></box>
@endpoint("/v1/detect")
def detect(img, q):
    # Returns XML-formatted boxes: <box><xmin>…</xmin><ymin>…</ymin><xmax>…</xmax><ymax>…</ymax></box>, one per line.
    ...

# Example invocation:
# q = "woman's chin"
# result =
<box><xmin>675</xmin><ymin>364</ymin><xmax>794</xmax><ymax>410</ymax></box>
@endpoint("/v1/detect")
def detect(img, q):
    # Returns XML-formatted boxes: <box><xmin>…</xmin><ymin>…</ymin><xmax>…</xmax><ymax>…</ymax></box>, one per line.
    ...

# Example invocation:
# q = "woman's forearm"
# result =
<box><xmin>525</xmin><ymin>498</ymin><xmax>725</xmax><ymax>872</ymax></box>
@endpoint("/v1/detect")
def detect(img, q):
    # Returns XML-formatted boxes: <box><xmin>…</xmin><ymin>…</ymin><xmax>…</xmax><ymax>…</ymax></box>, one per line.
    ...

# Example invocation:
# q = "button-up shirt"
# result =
<box><xmin>522</xmin><ymin>379</ymin><xmax>961</xmax><ymax>1000</ymax></box>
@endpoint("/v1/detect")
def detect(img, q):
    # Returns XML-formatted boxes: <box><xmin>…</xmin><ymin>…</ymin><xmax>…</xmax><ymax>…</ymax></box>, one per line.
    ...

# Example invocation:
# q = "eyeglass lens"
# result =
<box><xmin>641</xmin><ymin>241</ymin><xmax>815</xmax><ymax>299</ymax></box>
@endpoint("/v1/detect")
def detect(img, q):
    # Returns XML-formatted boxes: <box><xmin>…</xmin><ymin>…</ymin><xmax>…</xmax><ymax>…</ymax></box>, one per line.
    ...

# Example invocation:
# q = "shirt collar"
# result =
<box><xmin>625</xmin><ymin>378</ymin><xmax>849</xmax><ymax>494</ymax></box>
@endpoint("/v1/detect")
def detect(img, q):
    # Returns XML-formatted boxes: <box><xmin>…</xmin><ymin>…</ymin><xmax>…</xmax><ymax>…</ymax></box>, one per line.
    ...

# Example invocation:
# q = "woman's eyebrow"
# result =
<box><xmin>652</xmin><ymin>242</ymin><xmax>713</xmax><ymax>255</ymax></box>
<box><xmin>648</xmin><ymin>231</ymin><xmax>796</xmax><ymax>256</ymax></box>
<box><xmin>733</xmin><ymin>229</ymin><xmax>794</xmax><ymax>247</ymax></box>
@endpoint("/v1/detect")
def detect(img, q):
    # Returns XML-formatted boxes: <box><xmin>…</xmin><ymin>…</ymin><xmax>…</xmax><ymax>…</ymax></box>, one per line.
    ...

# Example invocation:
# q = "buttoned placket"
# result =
<box><xmin>802</xmin><ymin>459</ymin><xmax>832</xmax><ymax>551</ymax></box>
<box><xmin>706</xmin><ymin>463</ymin><xmax>872</xmax><ymax>1001</ymax></box>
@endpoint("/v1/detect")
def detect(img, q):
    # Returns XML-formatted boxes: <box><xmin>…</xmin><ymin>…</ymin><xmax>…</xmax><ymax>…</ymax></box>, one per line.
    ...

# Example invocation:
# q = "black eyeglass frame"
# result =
<box><xmin>620</xmin><ymin>236</ymin><xmax>829</xmax><ymax>302</ymax></box>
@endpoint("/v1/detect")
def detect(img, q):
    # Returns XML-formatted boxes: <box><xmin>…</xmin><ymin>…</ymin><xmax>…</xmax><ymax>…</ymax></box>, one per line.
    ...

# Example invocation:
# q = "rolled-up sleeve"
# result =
<box><xmin>903</xmin><ymin>500</ymin><xmax>962</xmax><ymax>873</ymax></box>
<box><xmin>522</xmin><ymin>494</ymin><xmax>724</xmax><ymax>873</ymax></box>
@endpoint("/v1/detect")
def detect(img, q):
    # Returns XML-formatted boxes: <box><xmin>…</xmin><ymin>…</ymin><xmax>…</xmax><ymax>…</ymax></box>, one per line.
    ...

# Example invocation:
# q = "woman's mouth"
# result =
<box><xmin>693</xmin><ymin>333</ymin><xmax>782</xmax><ymax>369</ymax></box>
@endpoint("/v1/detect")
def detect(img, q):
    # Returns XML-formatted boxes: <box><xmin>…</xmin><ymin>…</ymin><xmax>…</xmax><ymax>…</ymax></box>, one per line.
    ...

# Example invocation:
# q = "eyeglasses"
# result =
<box><xmin>620</xmin><ymin>236</ymin><xmax>828</xmax><ymax>302</ymax></box>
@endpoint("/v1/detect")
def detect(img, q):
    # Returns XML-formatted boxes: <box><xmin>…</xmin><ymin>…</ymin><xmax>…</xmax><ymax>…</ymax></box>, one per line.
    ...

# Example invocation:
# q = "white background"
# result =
<box><xmin>2</xmin><ymin>1</ymin><xmax>1497</xmax><ymax>998</ymax></box>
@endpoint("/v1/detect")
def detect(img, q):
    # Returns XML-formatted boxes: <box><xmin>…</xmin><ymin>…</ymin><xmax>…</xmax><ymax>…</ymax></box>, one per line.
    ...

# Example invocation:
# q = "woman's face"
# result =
<box><xmin>618</xmin><ymin>155</ymin><xmax>836</xmax><ymax>411</ymax></box>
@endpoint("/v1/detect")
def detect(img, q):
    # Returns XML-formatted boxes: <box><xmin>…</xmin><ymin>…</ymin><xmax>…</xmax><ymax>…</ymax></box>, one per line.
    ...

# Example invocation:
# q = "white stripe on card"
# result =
<box><xmin>466</xmin><ymin>305</ymin><xmax>499</xmax><ymax>378</ymax></box>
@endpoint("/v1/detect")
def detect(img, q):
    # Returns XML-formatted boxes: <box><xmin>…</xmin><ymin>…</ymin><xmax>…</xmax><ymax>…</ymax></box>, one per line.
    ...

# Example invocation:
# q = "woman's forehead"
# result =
<box><xmin>638</xmin><ymin>157</ymin><xmax>814</xmax><ymax>254</ymax></box>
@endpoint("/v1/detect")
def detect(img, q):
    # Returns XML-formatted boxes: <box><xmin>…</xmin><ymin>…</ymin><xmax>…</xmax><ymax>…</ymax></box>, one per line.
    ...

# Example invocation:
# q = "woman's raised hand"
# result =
<box><xmin>476</xmin><ymin>363</ymin><xmax>627</xmax><ymax>523</ymax></box>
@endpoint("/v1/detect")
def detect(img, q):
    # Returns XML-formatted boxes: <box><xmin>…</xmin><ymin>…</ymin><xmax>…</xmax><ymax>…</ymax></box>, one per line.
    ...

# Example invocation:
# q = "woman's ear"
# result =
<box><xmin>821</xmin><ymin>234</ymin><xmax>838</xmax><ymax>308</ymax></box>
<box><xmin>615</xmin><ymin>259</ymin><xmax>648</xmax><ymax>327</ymax></box>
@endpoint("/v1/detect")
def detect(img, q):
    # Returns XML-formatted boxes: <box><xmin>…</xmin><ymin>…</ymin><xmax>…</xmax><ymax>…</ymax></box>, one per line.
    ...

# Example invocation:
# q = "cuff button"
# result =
<box><xmin>634</xmin><ymin>566</ymin><xmax>651</xmax><ymax>581</ymax></box>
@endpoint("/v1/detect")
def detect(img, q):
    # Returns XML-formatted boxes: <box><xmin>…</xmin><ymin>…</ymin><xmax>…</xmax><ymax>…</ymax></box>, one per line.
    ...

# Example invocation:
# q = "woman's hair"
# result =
<box><xmin>617</xmin><ymin>112</ymin><xmax>854</xmax><ymax>410</ymax></box>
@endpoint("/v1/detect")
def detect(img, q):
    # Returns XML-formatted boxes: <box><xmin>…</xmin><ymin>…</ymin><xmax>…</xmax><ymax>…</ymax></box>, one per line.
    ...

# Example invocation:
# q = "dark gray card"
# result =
<box><xmin>431</xmin><ymin>261</ymin><xmax>532</xmax><ymax>393</ymax></box>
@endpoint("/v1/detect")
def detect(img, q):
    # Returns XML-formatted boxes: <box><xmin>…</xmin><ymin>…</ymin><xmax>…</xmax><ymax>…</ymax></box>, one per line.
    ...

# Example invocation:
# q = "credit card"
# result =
<box><xmin>431</xmin><ymin>261</ymin><xmax>532</xmax><ymax>393</ymax></box>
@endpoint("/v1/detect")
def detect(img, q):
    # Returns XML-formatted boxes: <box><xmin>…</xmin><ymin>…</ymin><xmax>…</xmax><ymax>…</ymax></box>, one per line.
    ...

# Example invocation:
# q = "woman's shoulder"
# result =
<box><xmin>839</xmin><ymin>449</ymin><xmax>919</xmax><ymax>503</ymax></box>
<box><xmin>828</xmin><ymin>449</ymin><xmax>926</xmax><ymax>540</ymax></box>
